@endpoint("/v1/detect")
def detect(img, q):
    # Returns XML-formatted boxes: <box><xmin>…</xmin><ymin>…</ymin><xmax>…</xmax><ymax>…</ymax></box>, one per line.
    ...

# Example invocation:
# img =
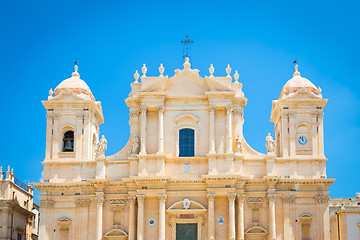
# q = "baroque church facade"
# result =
<box><xmin>34</xmin><ymin>58</ymin><xmax>334</xmax><ymax>240</ymax></box>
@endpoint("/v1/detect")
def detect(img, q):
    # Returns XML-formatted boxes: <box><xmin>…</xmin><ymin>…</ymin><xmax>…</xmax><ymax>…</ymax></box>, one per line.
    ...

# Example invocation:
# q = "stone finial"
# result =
<box><xmin>11</xmin><ymin>168</ymin><xmax>13</xmax><ymax>174</ymax></box>
<box><xmin>133</xmin><ymin>70</ymin><xmax>140</xmax><ymax>83</ymax></box>
<box><xmin>141</xmin><ymin>64</ymin><xmax>147</xmax><ymax>77</ymax></box>
<box><xmin>293</xmin><ymin>64</ymin><xmax>300</xmax><ymax>77</ymax></box>
<box><xmin>28</xmin><ymin>181</ymin><xmax>31</xmax><ymax>186</ymax></box>
<box><xmin>158</xmin><ymin>64</ymin><xmax>165</xmax><ymax>77</ymax></box>
<box><xmin>7</xmin><ymin>166</ymin><xmax>10</xmax><ymax>172</ymax></box>
<box><xmin>234</xmin><ymin>70</ymin><xmax>239</xmax><ymax>83</ymax></box>
<box><xmin>49</xmin><ymin>88</ymin><xmax>53</xmax><ymax>97</ymax></box>
<box><xmin>209</xmin><ymin>64</ymin><xmax>214</xmax><ymax>77</ymax></box>
<box><xmin>183</xmin><ymin>57</ymin><xmax>191</xmax><ymax>69</ymax></box>
<box><xmin>72</xmin><ymin>63</ymin><xmax>80</xmax><ymax>77</ymax></box>
<box><xmin>0</xmin><ymin>166</ymin><xmax>2</xmax><ymax>172</ymax></box>
<box><xmin>226</xmin><ymin>64</ymin><xmax>232</xmax><ymax>77</ymax></box>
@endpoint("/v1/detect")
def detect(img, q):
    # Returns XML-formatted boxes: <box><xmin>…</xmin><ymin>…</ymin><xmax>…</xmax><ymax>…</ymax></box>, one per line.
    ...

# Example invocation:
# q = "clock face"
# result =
<box><xmin>298</xmin><ymin>136</ymin><xmax>308</xmax><ymax>145</ymax></box>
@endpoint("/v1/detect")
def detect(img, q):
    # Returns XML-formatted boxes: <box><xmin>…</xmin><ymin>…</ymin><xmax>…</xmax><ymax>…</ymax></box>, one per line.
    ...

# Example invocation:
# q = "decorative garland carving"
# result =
<box><xmin>281</xmin><ymin>195</ymin><xmax>296</xmax><ymax>204</ymax></box>
<box><xmin>315</xmin><ymin>195</ymin><xmax>329</xmax><ymax>204</ymax></box>
<box><xmin>75</xmin><ymin>199</ymin><xmax>90</xmax><ymax>208</ymax></box>
<box><xmin>39</xmin><ymin>200</ymin><xmax>55</xmax><ymax>208</ymax></box>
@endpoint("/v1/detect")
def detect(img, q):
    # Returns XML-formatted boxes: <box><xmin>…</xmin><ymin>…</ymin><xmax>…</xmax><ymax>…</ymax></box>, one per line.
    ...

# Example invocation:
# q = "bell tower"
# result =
<box><xmin>42</xmin><ymin>64</ymin><xmax>104</xmax><ymax>162</ymax></box>
<box><xmin>270</xmin><ymin>65</ymin><xmax>327</xmax><ymax>158</ymax></box>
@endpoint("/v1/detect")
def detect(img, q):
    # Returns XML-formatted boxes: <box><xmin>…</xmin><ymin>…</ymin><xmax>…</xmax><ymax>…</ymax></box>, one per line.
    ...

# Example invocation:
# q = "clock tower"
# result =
<box><xmin>270</xmin><ymin>65</ymin><xmax>327</xmax><ymax>159</ymax></box>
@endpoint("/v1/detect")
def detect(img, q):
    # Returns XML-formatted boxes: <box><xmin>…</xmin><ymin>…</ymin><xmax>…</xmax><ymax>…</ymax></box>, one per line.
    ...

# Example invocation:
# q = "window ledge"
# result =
<box><xmin>58</xmin><ymin>152</ymin><xmax>75</xmax><ymax>158</ymax></box>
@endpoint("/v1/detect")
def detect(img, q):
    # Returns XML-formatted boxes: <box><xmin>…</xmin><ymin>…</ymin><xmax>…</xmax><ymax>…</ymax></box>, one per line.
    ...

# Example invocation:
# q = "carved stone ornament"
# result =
<box><xmin>137</xmin><ymin>195</ymin><xmax>145</xmax><ymax>203</ymax></box>
<box><xmin>315</xmin><ymin>195</ymin><xmax>330</xmax><ymax>204</ymax></box>
<box><xmin>281</xmin><ymin>195</ymin><xmax>296</xmax><ymax>204</ymax></box>
<box><xmin>95</xmin><ymin>135</ymin><xmax>107</xmax><ymax>159</ymax></box>
<box><xmin>96</xmin><ymin>196</ymin><xmax>104</xmax><ymax>206</ymax></box>
<box><xmin>75</xmin><ymin>199</ymin><xmax>91</xmax><ymax>208</ymax></box>
<box><xmin>209</xmin><ymin>105</ymin><xmax>215</xmax><ymax>112</ymax></box>
<box><xmin>267</xmin><ymin>194</ymin><xmax>276</xmax><ymax>202</ymax></box>
<box><xmin>207</xmin><ymin>194</ymin><xmax>215</xmax><ymax>201</ymax></box>
<box><xmin>228</xmin><ymin>193</ymin><xmax>236</xmax><ymax>202</ymax></box>
<box><xmin>158</xmin><ymin>194</ymin><xmax>167</xmax><ymax>202</ymax></box>
<box><xmin>237</xmin><ymin>194</ymin><xmax>245</xmax><ymax>202</ymax></box>
<box><xmin>109</xmin><ymin>199</ymin><xmax>126</xmax><ymax>211</ymax></box>
<box><xmin>128</xmin><ymin>196</ymin><xmax>137</xmax><ymax>204</ymax></box>
<box><xmin>266</xmin><ymin>133</ymin><xmax>276</xmax><ymax>154</ymax></box>
<box><xmin>140</xmin><ymin>106</ymin><xmax>147</xmax><ymax>113</ymax></box>
<box><xmin>39</xmin><ymin>200</ymin><xmax>55</xmax><ymax>208</ymax></box>
<box><xmin>128</xmin><ymin>135</ymin><xmax>140</xmax><ymax>155</ymax></box>
<box><xmin>233</xmin><ymin>107</ymin><xmax>243</xmax><ymax>117</ymax></box>
<box><xmin>183</xmin><ymin>199</ymin><xmax>191</xmax><ymax>209</ymax></box>
<box><xmin>235</xmin><ymin>136</ymin><xmax>242</xmax><ymax>153</ymax></box>
<box><xmin>157</xmin><ymin>105</ymin><xmax>164</xmax><ymax>112</ymax></box>
<box><xmin>248</xmin><ymin>197</ymin><xmax>263</xmax><ymax>208</ymax></box>
<box><xmin>129</xmin><ymin>109</ymin><xmax>140</xmax><ymax>119</ymax></box>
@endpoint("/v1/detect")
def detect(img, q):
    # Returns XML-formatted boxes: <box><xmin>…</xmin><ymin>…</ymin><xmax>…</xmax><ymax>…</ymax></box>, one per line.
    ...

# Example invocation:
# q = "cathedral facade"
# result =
<box><xmin>34</xmin><ymin>58</ymin><xmax>334</xmax><ymax>240</ymax></box>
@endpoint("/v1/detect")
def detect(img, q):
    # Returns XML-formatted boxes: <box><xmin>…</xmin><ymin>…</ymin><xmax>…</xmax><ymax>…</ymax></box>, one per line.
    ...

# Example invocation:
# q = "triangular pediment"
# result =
<box><xmin>138</xmin><ymin>69</ymin><xmax>233</xmax><ymax>96</ymax></box>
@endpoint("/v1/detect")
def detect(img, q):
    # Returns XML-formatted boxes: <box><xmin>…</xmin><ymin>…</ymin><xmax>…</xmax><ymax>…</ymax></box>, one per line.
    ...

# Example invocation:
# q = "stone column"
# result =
<box><xmin>316</xmin><ymin>195</ymin><xmax>330</xmax><ymax>240</ymax></box>
<box><xmin>281</xmin><ymin>113</ymin><xmax>289</xmax><ymax>157</ymax></box>
<box><xmin>130</xmin><ymin>109</ymin><xmax>140</xmax><ymax>138</ymax></box>
<box><xmin>237</xmin><ymin>194</ymin><xmax>245</xmax><ymax>240</ymax></box>
<box><xmin>233</xmin><ymin>107</ymin><xmax>244</xmax><ymax>137</ymax></box>
<box><xmin>289</xmin><ymin>113</ymin><xmax>296</xmax><ymax>157</ymax></box>
<box><xmin>1</xmin><ymin>208</ymin><xmax>9</xmax><ymax>239</ymax></box>
<box><xmin>39</xmin><ymin>200</ymin><xmax>54</xmax><ymax>240</ymax></box>
<box><xmin>137</xmin><ymin>195</ymin><xmax>145</xmax><ymax>240</ymax></box>
<box><xmin>140</xmin><ymin>106</ymin><xmax>147</xmax><ymax>154</ymax></box>
<box><xmin>170</xmin><ymin>218</ymin><xmax>176</xmax><ymax>240</ymax></box>
<box><xmin>207</xmin><ymin>194</ymin><xmax>215</xmax><ymax>240</ymax></box>
<box><xmin>311</xmin><ymin>112</ymin><xmax>319</xmax><ymax>156</ymax></box>
<box><xmin>268</xmin><ymin>194</ymin><xmax>276</xmax><ymax>240</ymax></box>
<box><xmin>158</xmin><ymin>193</ymin><xmax>167</xmax><ymax>240</ymax></box>
<box><xmin>128</xmin><ymin>196</ymin><xmax>136</xmax><ymax>240</ymax></box>
<box><xmin>96</xmin><ymin>193</ymin><xmax>104</xmax><ymax>240</ymax></box>
<box><xmin>157</xmin><ymin>106</ymin><xmax>164</xmax><ymax>154</ymax></box>
<box><xmin>209</xmin><ymin>105</ymin><xmax>215</xmax><ymax>153</ymax></box>
<box><xmin>226</xmin><ymin>105</ymin><xmax>233</xmax><ymax>153</ymax></box>
<box><xmin>228</xmin><ymin>193</ymin><xmax>236</xmax><ymax>240</ymax></box>
<box><xmin>282</xmin><ymin>195</ymin><xmax>295</xmax><ymax>240</ymax></box>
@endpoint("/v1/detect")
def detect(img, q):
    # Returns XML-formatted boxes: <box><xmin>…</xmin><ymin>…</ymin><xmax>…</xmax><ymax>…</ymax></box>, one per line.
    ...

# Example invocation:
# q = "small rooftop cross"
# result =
<box><xmin>181</xmin><ymin>35</ymin><xmax>194</xmax><ymax>60</ymax></box>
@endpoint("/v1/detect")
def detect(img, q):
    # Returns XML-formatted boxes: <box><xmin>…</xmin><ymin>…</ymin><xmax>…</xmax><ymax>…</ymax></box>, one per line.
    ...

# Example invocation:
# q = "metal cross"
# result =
<box><xmin>181</xmin><ymin>35</ymin><xmax>194</xmax><ymax>60</ymax></box>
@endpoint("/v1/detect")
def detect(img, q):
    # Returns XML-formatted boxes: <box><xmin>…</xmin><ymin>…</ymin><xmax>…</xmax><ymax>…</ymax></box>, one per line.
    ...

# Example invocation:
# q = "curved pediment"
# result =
<box><xmin>103</xmin><ymin>228</ymin><xmax>128</xmax><ymax>240</ymax></box>
<box><xmin>245</xmin><ymin>226</ymin><xmax>268</xmax><ymax>239</ymax></box>
<box><xmin>174</xmin><ymin>114</ymin><xmax>200</xmax><ymax>125</ymax></box>
<box><xmin>168</xmin><ymin>199</ymin><xmax>206</xmax><ymax>210</ymax></box>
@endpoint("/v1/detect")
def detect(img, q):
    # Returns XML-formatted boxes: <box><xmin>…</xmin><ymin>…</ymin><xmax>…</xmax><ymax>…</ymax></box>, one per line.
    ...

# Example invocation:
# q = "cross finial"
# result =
<box><xmin>181</xmin><ymin>35</ymin><xmax>194</xmax><ymax>60</ymax></box>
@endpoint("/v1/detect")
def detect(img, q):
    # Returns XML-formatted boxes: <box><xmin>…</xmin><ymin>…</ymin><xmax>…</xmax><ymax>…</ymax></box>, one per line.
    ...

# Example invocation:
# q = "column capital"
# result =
<box><xmin>137</xmin><ymin>194</ymin><xmax>145</xmax><ymax>203</ymax></box>
<box><xmin>96</xmin><ymin>196</ymin><xmax>104</xmax><ymax>206</ymax></box>
<box><xmin>236</xmin><ymin>194</ymin><xmax>245</xmax><ymax>202</ymax></box>
<box><xmin>233</xmin><ymin>107</ymin><xmax>243</xmax><ymax>117</ymax></box>
<box><xmin>140</xmin><ymin>106</ymin><xmax>147</xmax><ymax>113</ymax></box>
<box><xmin>209</xmin><ymin>105</ymin><xmax>215</xmax><ymax>112</ymax></box>
<box><xmin>157</xmin><ymin>105</ymin><xmax>165</xmax><ymax>112</ymax></box>
<box><xmin>228</xmin><ymin>193</ymin><xmax>236</xmax><ymax>202</ymax></box>
<box><xmin>267</xmin><ymin>193</ymin><xmax>276</xmax><ymax>202</ymax></box>
<box><xmin>128</xmin><ymin>195</ymin><xmax>137</xmax><ymax>204</ymax></box>
<box><xmin>130</xmin><ymin>109</ymin><xmax>140</xmax><ymax>119</ymax></box>
<box><xmin>158</xmin><ymin>193</ymin><xmax>167</xmax><ymax>202</ymax></box>
<box><xmin>226</xmin><ymin>105</ymin><xmax>233</xmax><ymax>113</ymax></box>
<box><xmin>207</xmin><ymin>193</ymin><xmax>216</xmax><ymax>201</ymax></box>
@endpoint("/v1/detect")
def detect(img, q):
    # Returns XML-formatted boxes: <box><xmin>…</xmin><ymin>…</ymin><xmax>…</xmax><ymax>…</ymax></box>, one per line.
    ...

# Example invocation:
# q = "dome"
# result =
<box><xmin>54</xmin><ymin>65</ymin><xmax>95</xmax><ymax>101</ymax></box>
<box><xmin>280</xmin><ymin>65</ymin><xmax>318</xmax><ymax>98</ymax></box>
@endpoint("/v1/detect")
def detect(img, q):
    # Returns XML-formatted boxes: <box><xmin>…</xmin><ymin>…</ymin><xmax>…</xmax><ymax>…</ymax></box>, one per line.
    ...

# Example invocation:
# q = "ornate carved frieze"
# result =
<box><xmin>75</xmin><ymin>199</ymin><xmax>91</xmax><ymax>208</ymax></box>
<box><xmin>39</xmin><ymin>200</ymin><xmax>55</xmax><ymax>208</ymax></box>
<box><xmin>281</xmin><ymin>195</ymin><xmax>296</xmax><ymax>204</ymax></box>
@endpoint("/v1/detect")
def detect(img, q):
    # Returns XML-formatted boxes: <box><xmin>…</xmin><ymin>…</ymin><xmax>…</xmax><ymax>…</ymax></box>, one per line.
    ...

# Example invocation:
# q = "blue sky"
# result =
<box><xmin>1</xmin><ymin>0</ymin><xmax>359</xmax><ymax>201</ymax></box>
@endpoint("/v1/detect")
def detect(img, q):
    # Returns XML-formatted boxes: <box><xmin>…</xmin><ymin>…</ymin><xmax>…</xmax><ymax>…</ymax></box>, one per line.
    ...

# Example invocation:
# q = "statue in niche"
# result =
<box><xmin>95</xmin><ymin>135</ymin><xmax>107</xmax><ymax>158</ymax></box>
<box><xmin>235</xmin><ymin>136</ymin><xmax>242</xmax><ymax>153</ymax></box>
<box><xmin>266</xmin><ymin>133</ymin><xmax>276</xmax><ymax>154</ymax></box>
<box><xmin>129</xmin><ymin>135</ymin><xmax>139</xmax><ymax>155</ymax></box>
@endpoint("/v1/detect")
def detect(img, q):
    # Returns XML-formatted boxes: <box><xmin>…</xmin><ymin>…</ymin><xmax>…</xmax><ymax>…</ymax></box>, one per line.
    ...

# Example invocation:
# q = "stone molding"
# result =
<box><xmin>75</xmin><ymin>199</ymin><xmax>91</xmax><ymax>208</ymax></box>
<box><xmin>315</xmin><ymin>195</ymin><xmax>330</xmax><ymax>204</ymax></box>
<box><xmin>281</xmin><ymin>195</ymin><xmax>296</xmax><ymax>203</ymax></box>
<box><xmin>39</xmin><ymin>200</ymin><xmax>55</xmax><ymax>208</ymax></box>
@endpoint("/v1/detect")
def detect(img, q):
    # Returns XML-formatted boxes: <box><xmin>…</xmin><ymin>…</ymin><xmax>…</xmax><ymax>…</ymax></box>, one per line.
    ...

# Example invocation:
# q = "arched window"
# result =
<box><xmin>179</xmin><ymin>128</ymin><xmax>194</xmax><ymax>157</ymax></box>
<box><xmin>63</xmin><ymin>131</ymin><xmax>74</xmax><ymax>152</ymax></box>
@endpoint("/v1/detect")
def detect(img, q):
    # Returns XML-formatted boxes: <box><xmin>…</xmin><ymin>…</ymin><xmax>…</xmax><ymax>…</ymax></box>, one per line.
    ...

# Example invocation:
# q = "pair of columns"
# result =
<box><xmin>207</xmin><ymin>193</ymin><xmax>236</xmax><ymax>240</ymax></box>
<box><xmin>135</xmin><ymin>194</ymin><xmax>167</xmax><ymax>240</ymax></box>
<box><xmin>209</xmin><ymin>105</ymin><xmax>243</xmax><ymax>154</ymax></box>
<box><xmin>207</xmin><ymin>193</ymin><xmax>277</xmax><ymax>240</ymax></box>
<box><xmin>139</xmin><ymin>106</ymin><xmax>164</xmax><ymax>155</ymax></box>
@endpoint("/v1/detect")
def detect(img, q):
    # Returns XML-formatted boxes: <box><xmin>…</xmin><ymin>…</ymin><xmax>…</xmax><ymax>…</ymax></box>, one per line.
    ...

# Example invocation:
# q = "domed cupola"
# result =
<box><xmin>280</xmin><ymin>65</ymin><xmax>319</xmax><ymax>99</ymax></box>
<box><xmin>54</xmin><ymin>64</ymin><xmax>95</xmax><ymax>101</ymax></box>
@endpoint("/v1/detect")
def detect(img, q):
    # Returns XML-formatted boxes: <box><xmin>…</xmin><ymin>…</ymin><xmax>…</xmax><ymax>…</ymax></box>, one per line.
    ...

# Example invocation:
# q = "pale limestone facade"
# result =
<box><xmin>329</xmin><ymin>193</ymin><xmax>360</xmax><ymax>240</ymax></box>
<box><xmin>0</xmin><ymin>167</ymin><xmax>39</xmax><ymax>240</ymax></box>
<box><xmin>34</xmin><ymin>58</ymin><xmax>335</xmax><ymax>240</ymax></box>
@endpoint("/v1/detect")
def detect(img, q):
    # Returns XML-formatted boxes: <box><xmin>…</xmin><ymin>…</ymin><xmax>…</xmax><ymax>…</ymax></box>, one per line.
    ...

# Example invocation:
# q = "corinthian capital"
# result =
<box><xmin>207</xmin><ymin>193</ymin><xmax>215</xmax><ymax>201</ymax></box>
<box><xmin>129</xmin><ymin>109</ymin><xmax>140</xmax><ymax>119</ymax></box>
<box><xmin>233</xmin><ymin>107</ymin><xmax>243</xmax><ymax>117</ymax></box>
<box><xmin>158</xmin><ymin>193</ymin><xmax>167</xmax><ymax>202</ymax></box>
<box><xmin>228</xmin><ymin>193</ymin><xmax>236</xmax><ymax>202</ymax></box>
<box><xmin>140</xmin><ymin>106</ymin><xmax>147</xmax><ymax>113</ymax></box>
<box><xmin>209</xmin><ymin>105</ymin><xmax>215</xmax><ymax>112</ymax></box>
<box><xmin>226</xmin><ymin>105</ymin><xmax>233</xmax><ymax>113</ymax></box>
<box><xmin>157</xmin><ymin>105</ymin><xmax>164</xmax><ymax>112</ymax></box>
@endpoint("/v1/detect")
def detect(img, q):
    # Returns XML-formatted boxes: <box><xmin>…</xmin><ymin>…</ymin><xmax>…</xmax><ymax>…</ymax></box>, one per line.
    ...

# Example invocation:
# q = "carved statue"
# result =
<box><xmin>129</xmin><ymin>135</ymin><xmax>139</xmax><ymax>155</ymax></box>
<box><xmin>235</xmin><ymin>136</ymin><xmax>242</xmax><ymax>153</ymax></box>
<box><xmin>95</xmin><ymin>135</ymin><xmax>107</xmax><ymax>158</ymax></box>
<box><xmin>266</xmin><ymin>133</ymin><xmax>276</xmax><ymax>154</ymax></box>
